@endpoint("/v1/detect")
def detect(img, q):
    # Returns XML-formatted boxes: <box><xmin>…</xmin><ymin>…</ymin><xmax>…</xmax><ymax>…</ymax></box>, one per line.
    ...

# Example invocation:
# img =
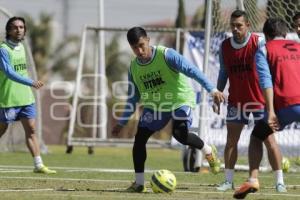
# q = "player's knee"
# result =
<box><xmin>24</xmin><ymin>126</ymin><xmax>36</xmax><ymax>138</ymax></box>
<box><xmin>134</xmin><ymin>127</ymin><xmax>152</xmax><ymax>147</ymax></box>
<box><xmin>172</xmin><ymin>120</ymin><xmax>188</xmax><ymax>144</ymax></box>
<box><xmin>251</xmin><ymin>120</ymin><xmax>274</xmax><ymax>141</ymax></box>
<box><xmin>225</xmin><ymin>138</ymin><xmax>239</xmax><ymax>148</ymax></box>
<box><xmin>263</xmin><ymin>134</ymin><xmax>278</xmax><ymax>150</ymax></box>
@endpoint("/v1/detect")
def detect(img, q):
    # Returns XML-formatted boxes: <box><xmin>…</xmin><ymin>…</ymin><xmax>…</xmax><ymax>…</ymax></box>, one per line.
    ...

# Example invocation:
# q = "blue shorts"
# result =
<box><xmin>226</xmin><ymin>105</ymin><xmax>264</xmax><ymax>124</ymax></box>
<box><xmin>138</xmin><ymin>105</ymin><xmax>193</xmax><ymax>131</ymax></box>
<box><xmin>0</xmin><ymin>104</ymin><xmax>36</xmax><ymax>123</ymax></box>
<box><xmin>264</xmin><ymin>104</ymin><xmax>300</xmax><ymax>131</ymax></box>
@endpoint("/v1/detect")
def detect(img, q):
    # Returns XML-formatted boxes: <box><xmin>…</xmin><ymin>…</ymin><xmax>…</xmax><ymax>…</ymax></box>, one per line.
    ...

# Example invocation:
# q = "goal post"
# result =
<box><xmin>66</xmin><ymin>26</ymin><xmax>187</xmax><ymax>149</ymax></box>
<box><xmin>67</xmin><ymin>0</ymin><xmax>300</xmax><ymax>172</ymax></box>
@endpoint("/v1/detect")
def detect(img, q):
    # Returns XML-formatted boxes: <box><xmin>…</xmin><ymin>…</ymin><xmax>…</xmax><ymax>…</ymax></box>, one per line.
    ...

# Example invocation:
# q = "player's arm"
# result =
<box><xmin>0</xmin><ymin>48</ymin><xmax>44</xmax><ymax>89</ymax></box>
<box><xmin>165</xmin><ymin>48</ymin><xmax>224</xmax><ymax>99</ymax></box>
<box><xmin>213</xmin><ymin>47</ymin><xmax>228</xmax><ymax>114</ymax></box>
<box><xmin>216</xmin><ymin>47</ymin><xmax>228</xmax><ymax>92</ymax></box>
<box><xmin>0</xmin><ymin>48</ymin><xmax>33</xmax><ymax>86</ymax></box>
<box><xmin>164</xmin><ymin>48</ymin><xmax>224</xmax><ymax>113</ymax></box>
<box><xmin>255</xmin><ymin>46</ymin><xmax>279</xmax><ymax>131</ymax></box>
<box><xmin>111</xmin><ymin>71</ymin><xmax>140</xmax><ymax>136</ymax></box>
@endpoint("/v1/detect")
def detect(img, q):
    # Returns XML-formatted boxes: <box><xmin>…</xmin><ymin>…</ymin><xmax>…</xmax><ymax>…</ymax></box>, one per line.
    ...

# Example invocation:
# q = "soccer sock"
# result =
<box><xmin>135</xmin><ymin>173</ymin><xmax>144</xmax><ymax>185</ymax></box>
<box><xmin>33</xmin><ymin>156</ymin><xmax>43</xmax><ymax>169</ymax></box>
<box><xmin>274</xmin><ymin>170</ymin><xmax>284</xmax><ymax>185</ymax></box>
<box><xmin>201</xmin><ymin>143</ymin><xmax>212</xmax><ymax>155</ymax></box>
<box><xmin>225</xmin><ymin>169</ymin><xmax>234</xmax><ymax>183</ymax></box>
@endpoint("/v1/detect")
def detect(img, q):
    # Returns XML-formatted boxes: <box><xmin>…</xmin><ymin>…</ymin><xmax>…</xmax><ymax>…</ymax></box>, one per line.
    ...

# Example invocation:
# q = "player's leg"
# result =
<box><xmin>247</xmin><ymin>111</ymin><xmax>266</xmax><ymax>189</ymax></box>
<box><xmin>234</xmin><ymin>119</ymin><xmax>284</xmax><ymax>199</ymax></box>
<box><xmin>217</xmin><ymin>105</ymin><xmax>246</xmax><ymax>191</ymax></box>
<box><xmin>171</xmin><ymin>106</ymin><xmax>220</xmax><ymax>174</ymax></box>
<box><xmin>224</xmin><ymin>122</ymin><xmax>244</xmax><ymax>170</ymax></box>
<box><xmin>19</xmin><ymin>104</ymin><xmax>56</xmax><ymax>174</ymax></box>
<box><xmin>127</xmin><ymin>108</ymin><xmax>170</xmax><ymax>192</ymax></box>
<box><xmin>233</xmin><ymin>120</ymin><xmax>266</xmax><ymax>199</ymax></box>
<box><xmin>248</xmin><ymin>134</ymin><xmax>263</xmax><ymax>187</ymax></box>
<box><xmin>263</xmin><ymin>134</ymin><xmax>286</xmax><ymax>192</ymax></box>
<box><xmin>248</xmin><ymin>110</ymin><xmax>285</xmax><ymax>193</ymax></box>
<box><xmin>20</xmin><ymin>118</ymin><xmax>39</xmax><ymax>157</ymax></box>
<box><xmin>172</xmin><ymin>119</ymin><xmax>220</xmax><ymax>174</ymax></box>
<box><xmin>20</xmin><ymin>118</ymin><xmax>54</xmax><ymax>174</ymax></box>
<box><xmin>127</xmin><ymin>126</ymin><xmax>154</xmax><ymax>192</ymax></box>
<box><xmin>251</xmin><ymin>110</ymin><xmax>285</xmax><ymax>193</ymax></box>
<box><xmin>216</xmin><ymin>122</ymin><xmax>244</xmax><ymax>191</ymax></box>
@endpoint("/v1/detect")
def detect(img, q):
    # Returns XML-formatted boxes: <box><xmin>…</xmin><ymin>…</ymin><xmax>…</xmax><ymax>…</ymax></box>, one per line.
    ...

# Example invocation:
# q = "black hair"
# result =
<box><xmin>263</xmin><ymin>18</ymin><xmax>288</xmax><ymax>39</ymax></box>
<box><xmin>293</xmin><ymin>12</ymin><xmax>300</xmax><ymax>22</ymax></box>
<box><xmin>127</xmin><ymin>27</ymin><xmax>147</xmax><ymax>45</ymax></box>
<box><xmin>293</xmin><ymin>12</ymin><xmax>300</xmax><ymax>28</ymax></box>
<box><xmin>5</xmin><ymin>16</ymin><xmax>26</xmax><ymax>40</ymax></box>
<box><xmin>231</xmin><ymin>10</ymin><xmax>249</xmax><ymax>22</ymax></box>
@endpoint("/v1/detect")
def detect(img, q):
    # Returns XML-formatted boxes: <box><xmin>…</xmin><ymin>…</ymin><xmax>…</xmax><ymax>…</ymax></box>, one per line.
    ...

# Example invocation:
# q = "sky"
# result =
<box><xmin>0</xmin><ymin>0</ymin><xmax>204</xmax><ymax>37</ymax></box>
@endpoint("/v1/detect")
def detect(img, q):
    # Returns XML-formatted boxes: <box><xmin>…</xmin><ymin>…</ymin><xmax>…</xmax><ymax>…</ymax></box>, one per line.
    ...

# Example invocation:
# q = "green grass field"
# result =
<box><xmin>0</xmin><ymin>145</ymin><xmax>299</xmax><ymax>200</ymax></box>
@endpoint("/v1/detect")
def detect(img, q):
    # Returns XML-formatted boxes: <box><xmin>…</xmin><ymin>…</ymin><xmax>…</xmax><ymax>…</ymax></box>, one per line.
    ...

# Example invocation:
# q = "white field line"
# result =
<box><xmin>0</xmin><ymin>170</ymin><xmax>32</xmax><ymax>173</ymax></box>
<box><xmin>0</xmin><ymin>168</ymin><xmax>32</xmax><ymax>173</ymax></box>
<box><xmin>0</xmin><ymin>188</ymin><xmax>53</xmax><ymax>192</ymax></box>
<box><xmin>0</xmin><ymin>176</ymin><xmax>130</xmax><ymax>183</ymax></box>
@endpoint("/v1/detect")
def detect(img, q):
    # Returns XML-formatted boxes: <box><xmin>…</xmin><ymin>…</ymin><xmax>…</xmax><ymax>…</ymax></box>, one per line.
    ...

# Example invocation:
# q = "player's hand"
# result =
<box><xmin>211</xmin><ymin>90</ymin><xmax>225</xmax><ymax>115</ymax></box>
<box><xmin>267</xmin><ymin>111</ymin><xmax>280</xmax><ymax>132</ymax></box>
<box><xmin>32</xmin><ymin>80</ymin><xmax>44</xmax><ymax>89</ymax></box>
<box><xmin>211</xmin><ymin>90</ymin><xmax>225</xmax><ymax>105</ymax></box>
<box><xmin>111</xmin><ymin>124</ymin><xmax>123</xmax><ymax>137</ymax></box>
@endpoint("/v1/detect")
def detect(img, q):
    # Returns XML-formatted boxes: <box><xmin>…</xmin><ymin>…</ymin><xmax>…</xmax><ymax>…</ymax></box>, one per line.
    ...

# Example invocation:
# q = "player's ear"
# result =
<box><xmin>246</xmin><ymin>21</ymin><xmax>250</xmax><ymax>28</ymax></box>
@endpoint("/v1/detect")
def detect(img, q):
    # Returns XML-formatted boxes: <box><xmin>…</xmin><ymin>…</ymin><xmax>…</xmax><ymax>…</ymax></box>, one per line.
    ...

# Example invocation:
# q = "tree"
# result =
<box><xmin>191</xmin><ymin>0</ymin><xmax>223</xmax><ymax>31</ymax></box>
<box><xmin>105</xmin><ymin>33</ymin><xmax>130</xmax><ymax>91</ymax></box>
<box><xmin>175</xmin><ymin>0</ymin><xmax>186</xmax><ymax>53</ymax></box>
<box><xmin>175</xmin><ymin>0</ymin><xmax>186</xmax><ymax>28</ymax></box>
<box><xmin>50</xmin><ymin>36</ymin><xmax>80</xmax><ymax>81</ymax></box>
<box><xmin>24</xmin><ymin>13</ymin><xmax>80</xmax><ymax>82</ymax></box>
<box><xmin>25</xmin><ymin>13</ymin><xmax>52</xmax><ymax>81</ymax></box>
<box><xmin>190</xmin><ymin>4</ymin><xmax>205</xmax><ymax>29</ymax></box>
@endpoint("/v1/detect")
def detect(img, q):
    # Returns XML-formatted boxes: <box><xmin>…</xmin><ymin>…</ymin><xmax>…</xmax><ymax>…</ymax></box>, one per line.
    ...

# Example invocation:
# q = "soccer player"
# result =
<box><xmin>233</xmin><ymin>18</ymin><xmax>300</xmax><ymax>199</ymax></box>
<box><xmin>0</xmin><ymin>17</ymin><xmax>56</xmax><ymax>174</ymax></box>
<box><xmin>111</xmin><ymin>26</ymin><xmax>224</xmax><ymax>192</ymax></box>
<box><xmin>216</xmin><ymin>10</ymin><xmax>284</xmax><ymax>192</ymax></box>
<box><xmin>293</xmin><ymin>12</ymin><xmax>300</xmax><ymax>38</ymax></box>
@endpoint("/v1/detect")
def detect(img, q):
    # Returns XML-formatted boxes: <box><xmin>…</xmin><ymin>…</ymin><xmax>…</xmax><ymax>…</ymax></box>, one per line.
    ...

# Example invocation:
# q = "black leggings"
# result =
<box><xmin>133</xmin><ymin>120</ymin><xmax>205</xmax><ymax>173</ymax></box>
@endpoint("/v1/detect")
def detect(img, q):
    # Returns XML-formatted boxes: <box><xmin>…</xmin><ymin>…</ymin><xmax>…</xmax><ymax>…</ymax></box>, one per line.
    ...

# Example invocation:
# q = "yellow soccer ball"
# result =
<box><xmin>150</xmin><ymin>169</ymin><xmax>177</xmax><ymax>193</ymax></box>
<box><xmin>282</xmin><ymin>157</ymin><xmax>290</xmax><ymax>173</ymax></box>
